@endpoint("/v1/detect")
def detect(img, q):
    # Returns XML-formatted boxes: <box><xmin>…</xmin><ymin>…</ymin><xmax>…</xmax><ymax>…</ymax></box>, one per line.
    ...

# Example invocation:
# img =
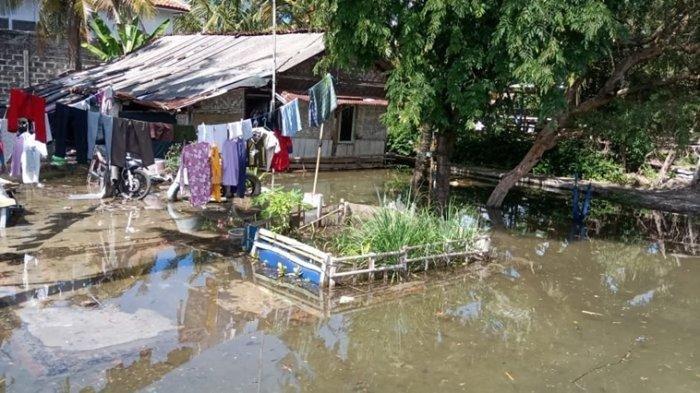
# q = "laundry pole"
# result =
<box><xmin>270</xmin><ymin>0</ymin><xmax>277</xmax><ymax>186</ymax></box>
<box><xmin>311</xmin><ymin>124</ymin><xmax>323</xmax><ymax>194</ymax></box>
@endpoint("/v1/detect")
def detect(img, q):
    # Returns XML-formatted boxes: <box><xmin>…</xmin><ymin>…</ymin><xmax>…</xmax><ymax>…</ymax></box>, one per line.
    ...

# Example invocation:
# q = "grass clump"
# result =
<box><xmin>333</xmin><ymin>203</ymin><xmax>482</xmax><ymax>259</ymax></box>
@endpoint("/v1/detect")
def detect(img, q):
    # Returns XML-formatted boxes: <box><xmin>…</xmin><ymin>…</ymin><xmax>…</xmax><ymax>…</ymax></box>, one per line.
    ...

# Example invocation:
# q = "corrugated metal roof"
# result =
<box><xmin>34</xmin><ymin>33</ymin><xmax>325</xmax><ymax>111</ymax></box>
<box><xmin>153</xmin><ymin>0</ymin><xmax>190</xmax><ymax>12</ymax></box>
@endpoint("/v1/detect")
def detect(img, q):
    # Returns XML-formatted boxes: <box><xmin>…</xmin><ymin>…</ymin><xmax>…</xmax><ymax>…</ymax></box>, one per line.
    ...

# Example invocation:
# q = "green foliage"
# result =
<box><xmin>164</xmin><ymin>143</ymin><xmax>182</xmax><ymax>174</ymax></box>
<box><xmin>533</xmin><ymin>139</ymin><xmax>626</xmax><ymax>183</ymax></box>
<box><xmin>253</xmin><ymin>187</ymin><xmax>305</xmax><ymax>233</ymax></box>
<box><xmin>334</xmin><ymin>202</ymin><xmax>481</xmax><ymax>261</ymax></box>
<box><xmin>82</xmin><ymin>14</ymin><xmax>170</xmax><ymax>61</ymax></box>
<box><xmin>174</xmin><ymin>0</ymin><xmax>329</xmax><ymax>33</ymax></box>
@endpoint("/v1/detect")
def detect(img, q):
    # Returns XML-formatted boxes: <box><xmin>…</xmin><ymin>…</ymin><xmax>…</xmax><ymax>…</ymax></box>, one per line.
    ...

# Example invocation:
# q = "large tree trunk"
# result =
<box><xmin>67</xmin><ymin>5</ymin><xmax>83</xmax><ymax>70</ymax></box>
<box><xmin>431</xmin><ymin>131</ymin><xmax>453</xmax><ymax>212</ymax></box>
<box><xmin>411</xmin><ymin>126</ymin><xmax>432</xmax><ymax>195</ymax></box>
<box><xmin>486</xmin><ymin>119</ymin><xmax>561</xmax><ymax>207</ymax></box>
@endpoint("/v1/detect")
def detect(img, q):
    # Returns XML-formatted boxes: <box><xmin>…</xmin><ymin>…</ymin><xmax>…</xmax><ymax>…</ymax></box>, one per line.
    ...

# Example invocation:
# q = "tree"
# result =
<box><xmin>174</xmin><ymin>0</ymin><xmax>327</xmax><ymax>33</ymax></box>
<box><xmin>325</xmin><ymin>0</ymin><xmax>698</xmax><ymax>209</ymax></box>
<box><xmin>0</xmin><ymin>0</ymin><xmax>155</xmax><ymax>70</ymax></box>
<box><xmin>82</xmin><ymin>14</ymin><xmax>170</xmax><ymax>61</ymax></box>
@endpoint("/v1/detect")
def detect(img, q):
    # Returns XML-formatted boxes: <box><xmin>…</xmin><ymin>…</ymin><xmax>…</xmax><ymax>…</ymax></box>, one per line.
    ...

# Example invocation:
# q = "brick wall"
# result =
<box><xmin>190</xmin><ymin>89</ymin><xmax>246</xmax><ymax>125</ymax></box>
<box><xmin>0</xmin><ymin>30</ymin><xmax>95</xmax><ymax>108</ymax></box>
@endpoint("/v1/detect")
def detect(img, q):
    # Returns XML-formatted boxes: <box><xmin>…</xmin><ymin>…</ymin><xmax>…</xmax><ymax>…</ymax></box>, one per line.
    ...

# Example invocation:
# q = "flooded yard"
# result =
<box><xmin>0</xmin><ymin>169</ymin><xmax>698</xmax><ymax>392</ymax></box>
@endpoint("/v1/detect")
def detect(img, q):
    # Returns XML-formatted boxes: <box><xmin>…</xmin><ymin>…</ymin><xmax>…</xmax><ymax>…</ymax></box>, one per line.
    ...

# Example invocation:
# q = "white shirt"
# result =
<box><xmin>20</xmin><ymin>132</ymin><xmax>47</xmax><ymax>184</ymax></box>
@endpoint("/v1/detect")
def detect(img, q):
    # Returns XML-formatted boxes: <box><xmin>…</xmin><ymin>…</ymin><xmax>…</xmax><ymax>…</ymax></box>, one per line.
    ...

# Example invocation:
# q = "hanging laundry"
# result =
<box><xmin>179</xmin><ymin>142</ymin><xmax>212</xmax><ymax>207</ymax></box>
<box><xmin>308</xmin><ymin>74</ymin><xmax>338</xmax><ymax>127</ymax></box>
<box><xmin>222</xmin><ymin>138</ymin><xmax>248</xmax><ymax>196</ymax></box>
<box><xmin>0</xmin><ymin>140</ymin><xmax>4</xmax><ymax>174</ymax></box>
<box><xmin>53</xmin><ymin>103</ymin><xmax>89</xmax><ymax>164</ymax></box>
<box><xmin>44</xmin><ymin>113</ymin><xmax>53</xmax><ymax>143</ymax></box>
<box><xmin>149</xmin><ymin>122</ymin><xmax>174</xmax><ymax>142</ymax></box>
<box><xmin>197</xmin><ymin>123</ymin><xmax>228</xmax><ymax>150</ymax></box>
<box><xmin>10</xmin><ymin>134</ymin><xmax>23</xmax><ymax>179</ymax></box>
<box><xmin>100</xmin><ymin>86</ymin><xmax>118</xmax><ymax>116</ymax></box>
<box><xmin>241</xmin><ymin>119</ymin><xmax>254</xmax><ymax>140</ymax></box>
<box><xmin>6</xmin><ymin>89</ymin><xmax>48</xmax><ymax>142</ymax></box>
<box><xmin>87</xmin><ymin>111</ymin><xmax>114</xmax><ymax>160</ymax></box>
<box><xmin>0</xmin><ymin>119</ymin><xmax>14</xmax><ymax>165</ymax></box>
<box><xmin>271</xmin><ymin>131</ymin><xmax>293</xmax><ymax>172</ymax></box>
<box><xmin>247</xmin><ymin>132</ymin><xmax>267</xmax><ymax>170</ymax></box>
<box><xmin>279</xmin><ymin>99</ymin><xmax>302</xmax><ymax>137</ymax></box>
<box><xmin>210</xmin><ymin>145</ymin><xmax>223</xmax><ymax>202</ymax></box>
<box><xmin>111</xmin><ymin>118</ymin><xmax>155</xmax><ymax>168</ymax></box>
<box><xmin>228</xmin><ymin>121</ymin><xmax>243</xmax><ymax>140</ymax></box>
<box><xmin>19</xmin><ymin>132</ymin><xmax>47</xmax><ymax>184</ymax></box>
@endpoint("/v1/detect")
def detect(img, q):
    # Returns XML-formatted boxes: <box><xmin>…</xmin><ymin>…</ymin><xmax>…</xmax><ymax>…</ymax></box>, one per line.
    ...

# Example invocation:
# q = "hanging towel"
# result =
<box><xmin>210</xmin><ymin>145</ymin><xmax>223</xmax><ymax>202</ymax></box>
<box><xmin>228</xmin><ymin>121</ymin><xmax>243</xmax><ymax>140</ymax></box>
<box><xmin>53</xmin><ymin>103</ymin><xmax>89</xmax><ymax>164</ymax></box>
<box><xmin>6</xmin><ymin>89</ymin><xmax>48</xmax><ymax>142</ymax></box>
<box><xmin>241</xmin><ymin>119</ymin><xmax>254</xmax><ymax>140</ymax></box>
<box><xmin>308</xmin><ymin>74</ymin><xmax>338</xmax><ymax>127</ymax></box>
<box><xmin>279</xmin><ymin>99</ymin><xmax>302</xmax><ymax>137</ymax></box>
<box><xmin>111</xmin><ymin>118</ymin><xmax>154</xmax><ymax>167</ymax></box>
<box><xmin>179</xmin><ymin>142</ymin><xmax>212</xmax><ymax>207</ymax></box>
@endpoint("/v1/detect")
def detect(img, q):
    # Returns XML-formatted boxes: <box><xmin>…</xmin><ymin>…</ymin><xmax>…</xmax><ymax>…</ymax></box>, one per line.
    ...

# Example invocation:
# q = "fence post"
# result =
<box><xmin>368</xmin><ymin>257</ymin><xmax>375</xmax><ymax>282</ymax></box>
<box><xmin>400</xmin><ymin>247</ymin><xmax>408</xmax><ymax>281</ymax></box>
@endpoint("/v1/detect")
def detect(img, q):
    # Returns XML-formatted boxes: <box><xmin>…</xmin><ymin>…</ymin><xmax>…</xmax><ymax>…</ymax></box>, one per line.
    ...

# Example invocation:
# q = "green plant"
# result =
<box><xmin>164</xmin><ymin>143</ymin><xmax>182</xmax><ymax>174</ymax></box>
<box><xmin>253</xmin><ymin>187</ymin><xmax>305</xmax><ymax>233</ymax></box>
<box><xmin>333</xmin><ymin>200</ymin><xmax>481</xmax><ymax>263</ymax></box>
<box><xmin>82</xmin><ymin>14</ymin><xmax>170</xmax><ymax>61</ymax></box>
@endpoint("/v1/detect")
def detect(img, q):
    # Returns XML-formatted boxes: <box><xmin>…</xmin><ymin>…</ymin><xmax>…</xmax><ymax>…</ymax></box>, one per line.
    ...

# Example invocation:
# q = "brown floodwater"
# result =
<box><xmin>0</xmin><ymin>169</ymin><xmax>697</xmax><ymax>392</ymax></box>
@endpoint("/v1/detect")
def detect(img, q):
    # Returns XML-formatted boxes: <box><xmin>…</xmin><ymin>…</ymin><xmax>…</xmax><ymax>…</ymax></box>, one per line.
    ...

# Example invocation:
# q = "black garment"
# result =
<box><xmin>151</xmin><ymin>140</ymin><xmax>173</xmax><ymax>159</ymax></box>
<box><xmin>111</xmin><ymin>118</ymin><xmax>154</xmax><ymax>167</ymax></box>
<box><xmin>53</xmin><ymin>103</ymin><xmax>89</xmax><ymax>164</ymax></box>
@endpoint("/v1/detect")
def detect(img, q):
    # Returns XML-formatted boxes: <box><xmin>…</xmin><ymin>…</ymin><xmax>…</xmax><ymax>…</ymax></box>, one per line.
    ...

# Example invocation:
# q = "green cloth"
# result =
<box><xmin>308</xmin><ymin>73</ymin><xmax>338</xmax><ymax>127</ymax></box>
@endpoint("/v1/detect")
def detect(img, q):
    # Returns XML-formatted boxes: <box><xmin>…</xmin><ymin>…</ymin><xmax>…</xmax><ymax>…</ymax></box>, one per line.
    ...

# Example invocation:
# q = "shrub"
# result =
<box><xmin>253</xmin><ymin>187</ymin><xmax>305</xmax><ymax>233</ymax></box>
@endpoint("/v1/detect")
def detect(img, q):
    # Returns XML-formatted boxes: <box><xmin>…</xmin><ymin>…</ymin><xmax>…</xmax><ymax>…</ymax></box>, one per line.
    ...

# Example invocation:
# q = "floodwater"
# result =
<box><xmin>0</xmin><ymin>169</ymin><xmax>698</xmax><ymax>392</ymax></box>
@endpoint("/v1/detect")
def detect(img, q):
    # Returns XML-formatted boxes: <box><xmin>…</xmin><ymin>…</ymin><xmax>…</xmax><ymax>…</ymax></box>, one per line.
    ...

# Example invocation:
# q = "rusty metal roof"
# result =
<box><xmin>34</xmin><ymin>33</ymin><xmax>325</xmax><ymax>111</ymax></box>
<box><xmin>153</xmin><ymin>0</ymin><xmax>190</xmax><ymax>12</ymax></box>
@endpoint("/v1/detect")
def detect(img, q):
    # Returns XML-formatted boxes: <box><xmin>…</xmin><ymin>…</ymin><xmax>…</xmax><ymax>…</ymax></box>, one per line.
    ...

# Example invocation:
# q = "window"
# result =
<box><xmin>338</xmin><ymin>106</ymin><xmax>355</xmax><ymax>143</ymax></box>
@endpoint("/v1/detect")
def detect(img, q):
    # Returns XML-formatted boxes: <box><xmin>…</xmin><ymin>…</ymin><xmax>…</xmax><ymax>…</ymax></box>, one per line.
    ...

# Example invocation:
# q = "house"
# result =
<box><xmin>31</xmin><ymin>32</ymin><xmax>390</xmax><ymax>169</ymax></box>
<box><xmin>0</xmin><ymin>0</ymin><xmax>190</xmax><ymax>33</ymax></box>
<box><xmin>0</xmin><ymin>0</ymin><xmax>190</xmax><ymax>108</ymax></box>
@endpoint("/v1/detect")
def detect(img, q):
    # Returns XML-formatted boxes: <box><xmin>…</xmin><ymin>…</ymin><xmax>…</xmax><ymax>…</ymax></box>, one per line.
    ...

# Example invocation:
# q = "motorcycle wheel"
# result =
<box><xmin>118</xmin><ymin>169</ymin><xmax>151</xmax><ymax>200</ymax></box>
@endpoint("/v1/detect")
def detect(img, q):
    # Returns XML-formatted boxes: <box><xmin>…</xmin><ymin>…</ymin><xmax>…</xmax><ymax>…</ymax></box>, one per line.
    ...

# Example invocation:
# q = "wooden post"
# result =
<box><xmin>368</xmin><ymin>257</ymin><xmax>375</xmax><ymax>282</ymax></box>
<box><xmin>312</xmin><ymin>123</ymin><xmax>324</xmax><ymax>195</ymax></box>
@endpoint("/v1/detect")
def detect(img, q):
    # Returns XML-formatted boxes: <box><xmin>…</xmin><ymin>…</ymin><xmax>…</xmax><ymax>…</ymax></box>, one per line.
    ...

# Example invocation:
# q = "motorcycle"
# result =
<box><xmin>87</xmin><ymin>146</ymin><xmax>152</xmax><ymax>200</ymax></box>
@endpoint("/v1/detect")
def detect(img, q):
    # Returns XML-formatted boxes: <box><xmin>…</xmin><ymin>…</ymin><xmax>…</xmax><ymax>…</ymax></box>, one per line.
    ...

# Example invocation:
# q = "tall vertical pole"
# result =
<box><xmin>312</xmin><ymin>123</ymin><xmax>324</xmax><ymax>195</ymax></box>
<box><xmin>269</xmin><ymin>0</ymin><xmax>277</xmax><ymax>114</ymax></box>
<box><xmin>270</xmin><ymin>0</ymin><xmax>277</xmax><ymax>185</ymax></box>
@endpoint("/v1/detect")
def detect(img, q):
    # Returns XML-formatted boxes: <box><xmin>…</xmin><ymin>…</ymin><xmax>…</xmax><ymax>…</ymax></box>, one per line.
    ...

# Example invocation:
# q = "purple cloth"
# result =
<box><xmin>10</xmin><ymin>134</ymin><xmax>23</xmax><ymax>178</ymax></box>
<box><xmin>179</xmin><ymin>142</ymin><xmax>211</xmax><ymax>207</ymax></box>
<box><xmin>221</xmin><ymin>139</ymin><xmax>247</xmax><ymax>188</ymax></box>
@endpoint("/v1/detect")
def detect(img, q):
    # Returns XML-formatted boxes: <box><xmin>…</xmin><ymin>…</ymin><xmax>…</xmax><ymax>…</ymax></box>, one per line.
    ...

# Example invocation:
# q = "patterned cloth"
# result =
<box><xmin>210</xmin><ymin>145</ymin><xmax>223</xmax><ymax>202</ymax></box>
<box><xmin>179</xmin><ymin>142</ymin><xmax>212</xmax><ymax>207</ymax></box>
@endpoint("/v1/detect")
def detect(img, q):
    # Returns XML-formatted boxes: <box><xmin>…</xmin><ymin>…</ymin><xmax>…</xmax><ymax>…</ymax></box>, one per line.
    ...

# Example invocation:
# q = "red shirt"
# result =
<box><xmin>271</xmin><ymin>131</ymin><xmax>293</xmax><ymax>172</ymax></box>
<box><xmin>6</xmin><ymin>89</ymin><xmax>47</xmax><ymax>142</ymax></box>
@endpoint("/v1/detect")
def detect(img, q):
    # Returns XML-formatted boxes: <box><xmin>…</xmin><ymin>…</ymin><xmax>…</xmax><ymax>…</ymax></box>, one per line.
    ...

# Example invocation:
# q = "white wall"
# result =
<box><xmin>0</xmin><ymin>1</ymin><xmax>179</xmax><ymax>34</ymax></box>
